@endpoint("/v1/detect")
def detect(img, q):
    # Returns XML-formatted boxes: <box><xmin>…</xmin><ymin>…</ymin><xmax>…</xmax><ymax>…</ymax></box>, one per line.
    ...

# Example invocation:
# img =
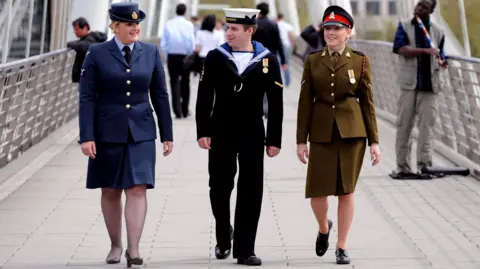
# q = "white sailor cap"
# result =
<box><xmin>223</xmin><ymin>8</ymin><xmax>260</xmax><ymax>25</ymax></box>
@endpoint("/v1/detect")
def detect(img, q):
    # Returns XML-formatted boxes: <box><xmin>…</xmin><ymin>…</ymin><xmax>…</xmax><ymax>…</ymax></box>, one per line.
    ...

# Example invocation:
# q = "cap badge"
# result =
<box><xmin>329</xmin><ymin>12</ymin><xmax>335</xmax><ymax>19</ymax></box>
<box><xmin>132</xmin><ymin>11</ymin><xmax>138</xmax><ymax>20</ymax></box>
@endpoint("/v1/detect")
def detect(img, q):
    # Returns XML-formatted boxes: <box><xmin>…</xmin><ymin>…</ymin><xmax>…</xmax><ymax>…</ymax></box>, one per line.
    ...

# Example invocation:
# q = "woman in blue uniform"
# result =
<box><xmin>78</xmin><ymin>3</ymin><xmax>173</xmax><ymax>267</ymax></box>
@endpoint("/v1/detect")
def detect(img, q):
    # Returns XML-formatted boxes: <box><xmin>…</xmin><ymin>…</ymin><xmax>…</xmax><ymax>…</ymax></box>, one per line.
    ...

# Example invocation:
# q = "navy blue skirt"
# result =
<box><xmin>86</xmin><ymin>135</ymin><xmax>156</xmax><ymax>189</ymax></box>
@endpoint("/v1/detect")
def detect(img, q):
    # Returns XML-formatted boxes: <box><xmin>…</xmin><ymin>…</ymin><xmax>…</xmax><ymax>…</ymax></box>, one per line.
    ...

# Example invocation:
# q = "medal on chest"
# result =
<box><xmin>348</xmin><ymin>69</ymin><xmax>356</xmax><ymax>84</ymax></box>
<box><xmin>262</xmin><ymin>58</ymin><xmax>269</xmax><ymax>74</ymax></box>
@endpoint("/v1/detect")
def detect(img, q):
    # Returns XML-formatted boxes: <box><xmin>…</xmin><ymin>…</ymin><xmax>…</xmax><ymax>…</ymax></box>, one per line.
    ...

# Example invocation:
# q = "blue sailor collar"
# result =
<box><xmin>217</xmin><ymin>41</ymin><xmax>269</xmax><ymax>58</ymax></box>
<box><xmin>216</xmin><ymin>41</ymin><xmax>271</xmax><ymax>75</ymax></box>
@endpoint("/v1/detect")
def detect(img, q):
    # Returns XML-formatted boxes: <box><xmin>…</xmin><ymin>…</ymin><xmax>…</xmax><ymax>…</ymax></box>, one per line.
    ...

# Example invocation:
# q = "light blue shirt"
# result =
<box><xmin>114</xmin><ymin>36</ymin><xmax>134</xmax><ymax>56</ymax></box>
<box><xmin>161</xmin><ymin>16</ymin><xmax>195</xmax><ymax>57</ymax></box>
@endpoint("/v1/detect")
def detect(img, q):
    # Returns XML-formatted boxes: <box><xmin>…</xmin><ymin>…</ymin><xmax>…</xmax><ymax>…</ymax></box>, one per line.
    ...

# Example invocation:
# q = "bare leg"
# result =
<box><xmin>311</xmin><ymin>197</ymin><xmax>329</xmax><ymax>233</ymax></box>
<box><xmin>125</xmin><ymin>185</ymin><xmax>147</xmax><ymax>258</ymax></box>
<box><xmin>101</xmin><ymin>188</ymin><xmax>123</xmax><ymax>260</ymax></box>
<box><xmin>337</xmin><ymin>193</ymin><xmax>354</xmax><ymax>249</ymax></box>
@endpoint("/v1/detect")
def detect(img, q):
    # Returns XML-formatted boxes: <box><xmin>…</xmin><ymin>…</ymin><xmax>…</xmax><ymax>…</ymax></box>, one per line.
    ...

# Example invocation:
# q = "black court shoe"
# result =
<box><xmin>335</xmin><ymin>248</ymin><xmax>350</xmax><ymax>264</ymax></box>
<box><xmin>237</xmin><ymin>256</ymin><xmax>262</xmax><ymax>266</ymax></box>
<box><xmin>215</xmin><ymin>225</ymin><xmax>234</xmax><ymax>259</ymax></box>
<box><xmin>125</xmin><ymin>250</ymin><xmax>143</xmax><ymax>268</ymax></box>
<box><xmin>316</xmin><ymin>219</ymin><xmax>333</xmax><ymax>257</ymax></box>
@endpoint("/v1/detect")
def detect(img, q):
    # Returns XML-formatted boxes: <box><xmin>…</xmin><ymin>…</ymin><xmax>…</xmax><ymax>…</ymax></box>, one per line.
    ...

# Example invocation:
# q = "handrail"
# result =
<box><xmin>0</xmin><ymin>49</ymin><xmax>69</xmax><ymax>69</ymax></box>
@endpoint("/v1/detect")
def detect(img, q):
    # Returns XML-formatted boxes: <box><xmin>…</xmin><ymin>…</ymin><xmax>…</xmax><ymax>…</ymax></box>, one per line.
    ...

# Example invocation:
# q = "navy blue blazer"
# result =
<box><xmin>79</xmin><ymin>38</ymin><xmax>173</xmax><ymax>144</ymax></box>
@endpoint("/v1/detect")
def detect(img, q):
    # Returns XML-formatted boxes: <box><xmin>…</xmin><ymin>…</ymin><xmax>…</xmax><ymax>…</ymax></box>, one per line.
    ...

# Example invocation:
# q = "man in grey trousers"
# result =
<box><xmin>392</xmin><ymin>0</ymin><xmax>448</xmax><ymax>174</ymax></box>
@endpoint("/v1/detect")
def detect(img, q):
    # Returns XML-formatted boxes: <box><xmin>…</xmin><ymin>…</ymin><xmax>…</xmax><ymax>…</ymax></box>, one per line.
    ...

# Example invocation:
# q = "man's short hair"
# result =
<box><xmin>419</xmin><ymin>0</ymin><xmax>437</xmax><ymax>11</ymax></box>
<box><xmin>176</xmin><ymin>4</ymin><xmax>187</xmax><ymax>16</ymax></box>
<box><xmin>277</xmin><ymin>13</ymin><xmax>284</xmax><ymax>20</ymax></box>
<box><xmin>256</xmin><ymin>3</ymin><xmax>269</xmax><ymax>16</ymax></box>
<box><xmin>242</xmin><ymin>25</ymin><xmax>258</xmax><ymax>35</ymax></box>
<box><xmin>72</xmin><ymin>17</ymin><xmax>90</xmax><ymax>30</ymax></box>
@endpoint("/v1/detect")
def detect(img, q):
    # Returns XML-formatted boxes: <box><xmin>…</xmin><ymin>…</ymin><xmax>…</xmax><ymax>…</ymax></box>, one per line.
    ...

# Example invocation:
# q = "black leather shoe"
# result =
<box><xmin>237</xmin><ymin>256</ymin><xmax>262</xmax><ymax>266</ymax></box>
<box><xmin>335</xmin><ymin>248</ymin><xmax>350</xmax><ymax>264</ymax></box>
<box><xmin>215</xmin><ymin>245</ymin><xmax>231</xmax><ymax>259</ymax></box>
<box><xmin>316</xmin><ymin>219</ymin><xmax>333</xmax><ymax>257</ymax></box>
<box><xmin>215</xmin><ymin>225</ymin><xmax>234</xmax><ymax>259</ymax></box>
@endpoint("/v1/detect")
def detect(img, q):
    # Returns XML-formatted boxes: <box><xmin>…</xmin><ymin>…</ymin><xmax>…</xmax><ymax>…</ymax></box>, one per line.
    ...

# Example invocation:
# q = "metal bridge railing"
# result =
<box><xmin>0</xmin><ymin>49</ymin><xmax>77</xmax><ymax>168</ymax></box>
<box><xmin>349</xmin><ymin>40</ymin><xmax>480</xmax><ymax>171</ymax></box>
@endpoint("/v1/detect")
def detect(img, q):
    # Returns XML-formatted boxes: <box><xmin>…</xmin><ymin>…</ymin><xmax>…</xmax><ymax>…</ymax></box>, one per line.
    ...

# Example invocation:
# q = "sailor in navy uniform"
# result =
<box><xmin>78</xmin><ymin>2</ymin><xmax>173</xmax><ymax>266</ymax></box>
<box><xmin>195</xmin><ymin>8</ymin><xmax>284</xmax><ymax>266</ymax></box>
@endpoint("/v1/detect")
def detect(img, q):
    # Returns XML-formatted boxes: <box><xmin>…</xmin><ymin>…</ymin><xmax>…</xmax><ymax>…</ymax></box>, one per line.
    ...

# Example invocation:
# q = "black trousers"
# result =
<box><xmin>208</xmin><ymin>142</ymin><xmax>265</xmax><ymax>258</ymax></box>
<box><xmin>167</xmin><ymin>54</ymin><xmax>190</xmax><ymax>118</ymax></box>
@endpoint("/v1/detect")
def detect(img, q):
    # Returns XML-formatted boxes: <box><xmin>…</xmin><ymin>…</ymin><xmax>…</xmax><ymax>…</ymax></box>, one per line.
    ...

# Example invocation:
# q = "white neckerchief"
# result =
<box><xmin>231</xmin><ymin>52</ymin><xmax>254</xmax><ymax>74</ymax></box>
<box><xmin>216</xmin><ymin>45</ymin><xmax>271</xmax><ymax>75</ymax></box>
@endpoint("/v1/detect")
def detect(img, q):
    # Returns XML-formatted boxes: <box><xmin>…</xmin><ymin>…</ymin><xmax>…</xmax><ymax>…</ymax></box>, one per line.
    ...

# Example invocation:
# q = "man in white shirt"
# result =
<box><xmin>161</xmin><ymin>4</ymin><xmax>196</xmax><ymax>119</ymax></box>
<box><xmin>276</xmin><ymin>13</ymin><xmax>296</xmax><ymax>87</ymax></box>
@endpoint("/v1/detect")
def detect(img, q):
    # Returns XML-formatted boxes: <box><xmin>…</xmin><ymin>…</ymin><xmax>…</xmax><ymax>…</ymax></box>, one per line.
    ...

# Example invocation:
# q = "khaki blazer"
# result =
<box><xmin>296</xmin><ymin>46</ymin><xmax>379</xmax><ymax>146</ymax></box>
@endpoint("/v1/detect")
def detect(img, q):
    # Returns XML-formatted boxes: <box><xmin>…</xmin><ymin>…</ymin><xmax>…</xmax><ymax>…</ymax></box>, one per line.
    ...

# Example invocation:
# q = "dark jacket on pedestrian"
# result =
<box><xmin>300</xmin><ymin>24</ymin><xmax>325</xmax><ymax>61</ymax></box>
<box><xmin>67</xmin><ymin>31</ymin><xmax>107</xmax><ymax>82</ymax></box>
<box><xmin>252</xmin><ymin>17</ymin><xmax>286</xmax><ymax>65</ymax></box>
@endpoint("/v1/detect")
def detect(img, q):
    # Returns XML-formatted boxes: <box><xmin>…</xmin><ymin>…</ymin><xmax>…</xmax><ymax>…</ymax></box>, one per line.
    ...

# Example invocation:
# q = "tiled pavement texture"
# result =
<box><xmin>0</xmin><ymin>63</ymin><xmax>479</xmax><ymax>269</ymax></box>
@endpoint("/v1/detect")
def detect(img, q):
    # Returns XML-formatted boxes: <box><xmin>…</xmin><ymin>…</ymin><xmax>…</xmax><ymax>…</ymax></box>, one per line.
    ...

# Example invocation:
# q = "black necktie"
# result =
<box><xmin>123</xmin><ymin>46</ymin><xmax>131</xmax><ymax>64</ymax></box>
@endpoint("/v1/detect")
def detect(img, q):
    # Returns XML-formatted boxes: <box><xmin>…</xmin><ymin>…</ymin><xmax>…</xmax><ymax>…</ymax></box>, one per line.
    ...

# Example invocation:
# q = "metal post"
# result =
<box><xmin>56</xmin><ymin>0</ymin><xmax>64</xmax><ymax>49</ymax></box>
<box><xmin>106</xmin><ymin>0</ymin><xmax>114</xmax><ymax>34</ymax></box>
<box><xmin>307</xmin><ymin>0</ymin><xmax>328</xmax><ymax>25</ymax></box>
<box><xmin>158</xmin><ymin>0</ymin><xmax>170</xmax><ymax>38</ymax></box>
<box><xmin>25</xmin><ymin>0</ymin><xmax>35</xmax><ymax>58</ymax></box>
<box><xmin>277</xmin><ymin>0</ymin><xmax>301</xmax><ymax>36</ymax></box>
<box><xmin>50</xmin><ymin>0</ymin><xmax>58</xmax><ymax>51</ymax></box>
<box><xmin>63</xmin><ymin>0</ymin><xmax>71</xmax><ymax>48</ymax></box>
<box><xmin>458</xmin><ymin>0</ymin><xmax>471</xmax><ymax>57</ymax></box>
<box><xmin>2</xmin><ymin>0</ymin><xmax>13</xmax><ymax>63</ymax></box>
<box><xmin>191</xmin><ymin>0</ymin><xmax>199</xmax><ymax>17</ymax></box>
<box><xmin>40</xmin><ymin>0</ymin><xmax>48</xmax><ymax>54</ymax></box>
<box><xmin>267</xmin><ymin>0</ymin><xmax>277</xmax><ymax>19</ymax></box>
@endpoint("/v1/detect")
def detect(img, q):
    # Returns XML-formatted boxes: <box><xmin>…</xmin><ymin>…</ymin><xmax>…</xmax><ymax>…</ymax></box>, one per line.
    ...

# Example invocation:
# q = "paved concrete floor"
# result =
<box><xmin>0</xmin><ymin>62</ymin><xmax>479</xmax><ymax>269</ymax></box>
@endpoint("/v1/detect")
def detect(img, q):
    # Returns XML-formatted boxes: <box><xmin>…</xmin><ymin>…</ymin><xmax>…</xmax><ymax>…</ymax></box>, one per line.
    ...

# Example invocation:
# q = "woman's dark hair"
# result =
<box><xmin>201</xmin><ymin>14</ymin><xmax>216</xmax><ymax>32</ymax></box>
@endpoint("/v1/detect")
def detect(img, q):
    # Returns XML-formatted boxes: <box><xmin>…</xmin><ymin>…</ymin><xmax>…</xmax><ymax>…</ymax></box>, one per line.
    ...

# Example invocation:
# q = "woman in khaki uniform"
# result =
<box><xmin>296</xmin><ymin>5</ymin><xmax>381</xmax><ymax>265</ymax></box>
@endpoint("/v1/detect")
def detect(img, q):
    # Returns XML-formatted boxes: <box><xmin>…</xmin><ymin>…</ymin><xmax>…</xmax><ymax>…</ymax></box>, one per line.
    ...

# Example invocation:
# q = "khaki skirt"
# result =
<box><xmin>305</xmin><ymin>122</ymin><xmax>366</xmax><ymax>198</ymax></box>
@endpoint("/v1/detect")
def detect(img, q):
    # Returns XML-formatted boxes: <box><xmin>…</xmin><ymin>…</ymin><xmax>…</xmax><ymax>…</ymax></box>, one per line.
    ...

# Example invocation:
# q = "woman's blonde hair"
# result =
<box><xmin>109</xmin><ymin>20</ymin><xmax>121</xmax><ymax>33</ymax></box>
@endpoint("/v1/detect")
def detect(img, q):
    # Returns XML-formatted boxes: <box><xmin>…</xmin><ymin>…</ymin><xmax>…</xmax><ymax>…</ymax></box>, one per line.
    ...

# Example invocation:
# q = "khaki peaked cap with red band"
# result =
<box><xmin>321</xmin><ymin>5</ymin><xmax>354</xmax><ymax>29</ymax></box>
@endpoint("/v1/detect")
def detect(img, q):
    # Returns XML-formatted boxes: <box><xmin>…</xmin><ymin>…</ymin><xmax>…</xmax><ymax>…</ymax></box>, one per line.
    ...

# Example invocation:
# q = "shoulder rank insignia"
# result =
<box><xmin>346</xmin><ymin>52</ymin><xmax>351</xmax><ymax>58</ymax></box>
<box><xmin>352</xmin><ymin>50</ymin><xmax>366</xmax><ymax>56</ymax></box>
